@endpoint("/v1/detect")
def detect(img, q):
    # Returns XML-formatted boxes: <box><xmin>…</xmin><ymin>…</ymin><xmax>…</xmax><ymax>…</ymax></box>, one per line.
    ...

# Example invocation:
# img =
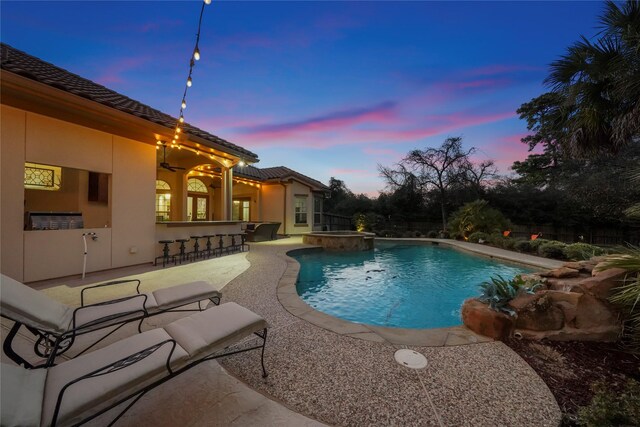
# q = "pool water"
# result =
<box><xmin>293</xmin><ymin>243</ymin><xmax>534</xmax><ymax>329</ymax></box>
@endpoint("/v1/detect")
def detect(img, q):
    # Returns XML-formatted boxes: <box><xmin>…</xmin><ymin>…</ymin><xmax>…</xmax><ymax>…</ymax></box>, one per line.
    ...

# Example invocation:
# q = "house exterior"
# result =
<box><xmin>0</xmin><ymin>43</ymin><xmax>328</xmax><ymax>282</ymax></box>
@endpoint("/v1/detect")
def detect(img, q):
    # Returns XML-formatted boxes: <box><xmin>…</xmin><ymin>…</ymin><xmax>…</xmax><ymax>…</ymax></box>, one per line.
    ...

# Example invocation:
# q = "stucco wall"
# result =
<box><xmin>260</xmin><ymin>184</ymin><xmax>285</xmax><ymax>234</ymax></box>
<box><xmin>1</xmin><ymin>106</ymin><xmax>157</xmax><ymax>282</ymax></box>
<box><xmin>1</xmin><ymin>105</ymin><xmax>26</xmax><ymax>280</ymax></box>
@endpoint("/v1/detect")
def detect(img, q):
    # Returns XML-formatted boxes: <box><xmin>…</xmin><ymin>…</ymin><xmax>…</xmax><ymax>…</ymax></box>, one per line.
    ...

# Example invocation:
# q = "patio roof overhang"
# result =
<box><xmin>1</xmin><ymin>70</ymin><xmax>259</xmax><ymax>165</ymax></box>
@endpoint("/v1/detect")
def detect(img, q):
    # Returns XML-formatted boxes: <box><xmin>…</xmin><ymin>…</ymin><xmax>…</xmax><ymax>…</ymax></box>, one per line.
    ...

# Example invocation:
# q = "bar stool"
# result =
<box><xmin>190</xmin><ymin>235</ymin><xmax>203</xmax><ymax>260</ymax></box>
<box><xmin>216</xmin><ymin>233</ymin><xmax>226</xmax><ymax>256</ymax></box>
<box><xmin>228</xmin><ymin>233</ymin><xmax>243</xmax><ymax>253</ymax></box>
<box><xmin>239</xmin><ymin>233</ymin><xmax>249</xmax><ymax>252</ymax></box>
<box><xmin>155</xmin><ymin>240</ymin><xmax>176</xmax><ymax>267</ymax></box>
<box><xmin>175</xmin><ymin>238</ymin><xmax>190</xmax><ymax>264</ymax></box>
<box><xmin>203</xmin><ymin>234</ymin><xmax>216</xmax><ymax>258</ymax></box>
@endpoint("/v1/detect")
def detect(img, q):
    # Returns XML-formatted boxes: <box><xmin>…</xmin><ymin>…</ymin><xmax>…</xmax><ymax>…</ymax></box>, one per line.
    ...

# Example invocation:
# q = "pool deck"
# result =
<box><xmin>1</xmin><ymin>237</ymin><xmax>562</xmax><ymax>426</ymax></box>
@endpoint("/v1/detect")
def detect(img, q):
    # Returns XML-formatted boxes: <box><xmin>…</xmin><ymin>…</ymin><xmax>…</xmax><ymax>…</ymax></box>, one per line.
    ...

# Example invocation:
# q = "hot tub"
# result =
<box><xmin>302</xmin><ymin>231</ymin><xmax>375</xmax><ymax>251</ymax></box>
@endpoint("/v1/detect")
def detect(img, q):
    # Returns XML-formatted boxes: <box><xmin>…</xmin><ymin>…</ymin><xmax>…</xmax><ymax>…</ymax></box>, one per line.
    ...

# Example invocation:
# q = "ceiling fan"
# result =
<box><xmin>159</xmin><ymin>144</ymin><xmax>186</xmax><ymax>172</ymax></box>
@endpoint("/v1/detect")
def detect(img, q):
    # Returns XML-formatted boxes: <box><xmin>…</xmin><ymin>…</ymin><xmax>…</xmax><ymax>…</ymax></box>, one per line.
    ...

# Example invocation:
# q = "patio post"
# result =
<box><xmin>222</xmin><ymin>167</ymin><xmax>233</xmax><ymax>220</ymax></box>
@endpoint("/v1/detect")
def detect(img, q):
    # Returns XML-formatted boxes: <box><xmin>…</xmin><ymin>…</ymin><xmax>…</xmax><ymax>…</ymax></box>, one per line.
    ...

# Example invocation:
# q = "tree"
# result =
<box><xmin>378</xmin><ymin>136</ymin><xmax>477</xmax><ymax>231</ymax></box>
<box><xmin>523</xmin><ymin>0</ymin><xmax>640</xmax><ymax>156</ymax></box>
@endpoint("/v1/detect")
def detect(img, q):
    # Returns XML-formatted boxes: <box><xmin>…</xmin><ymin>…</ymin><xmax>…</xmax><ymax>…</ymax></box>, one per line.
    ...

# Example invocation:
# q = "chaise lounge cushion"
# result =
<box><xmin>41</xmin><ymin>329</ymin><xmax>189</xmax><ymax>427</ymax></box>
<box><xmin>1</xmin><ymin>363</ymin><xmax>47</xmax><ymax>427</ymax></box>
<box><xmin>164</xmin><ymin>302</ymin><xmax>267</xmax><ymax>358</ymax></box>
<box><xmin>151</xmin><ymin>281</ymin><xmax>220</xmax><ymax>310</ymax></box>
<box><xmin>0</xmin><ymin>274</ymin><xmax>72</xmax><ymax>334</ymax></box>
<box><xmin>74</xmin><ymin>294</ymin><xmax>153</xmax><ymax>332</ymax></box>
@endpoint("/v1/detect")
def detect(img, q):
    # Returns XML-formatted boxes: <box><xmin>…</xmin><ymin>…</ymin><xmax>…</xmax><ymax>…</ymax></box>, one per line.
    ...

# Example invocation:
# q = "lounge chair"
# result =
<box><xmin>1</xmin><ymin>302</ymin><xmax>268</xmax><ymax>427</ymax></box>
<box><xmin>0</xmin><ymin>274</ymin><xmax>221</xmax><ymax>368</ymax></box>
<box><xmin>246</xmin><ymin>222</ymin><xmax>281</xmax><ymax>242</ymax></box>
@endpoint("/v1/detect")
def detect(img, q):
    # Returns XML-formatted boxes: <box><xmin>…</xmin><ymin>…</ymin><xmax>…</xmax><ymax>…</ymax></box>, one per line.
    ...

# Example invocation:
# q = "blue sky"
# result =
<box><xmin>1</xmin><ymin>1</ymin><xmax>603</xmax><ymax>194</ymax></box>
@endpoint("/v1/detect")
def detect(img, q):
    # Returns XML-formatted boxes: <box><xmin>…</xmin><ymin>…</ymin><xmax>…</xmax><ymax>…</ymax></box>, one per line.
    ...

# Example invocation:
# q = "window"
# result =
<box><xmin>187</xmin><ymin>178</ymin><xmax>208</xmax><ymax>221</ymax></box>
<box><xmin>232</xmin><ymin>198</ymin><xmax>251</xmax><ymax>221</ymax></box>
<box><xmin>24</xmin><ymin>162</ymin><xmax>62</xmax><ymax>191</ymax></box>
<box><xmin>155</xmin><ymin>180</ymin><xmax>171</xmax><ymax>221</ymax></box>
<box><xmin>313</xmin><ymin>196</ymin><xmax>323</xmax><ymax>225</ymax></box>
<box><xmin>294</xmin><ymin>197</ymin><xmax>307</xmax><ymax>225</ymax></box>
<box><xmin>187</xmin><ymin>178</ymin><xmax>207</xmax><ymax>193</ymax></box>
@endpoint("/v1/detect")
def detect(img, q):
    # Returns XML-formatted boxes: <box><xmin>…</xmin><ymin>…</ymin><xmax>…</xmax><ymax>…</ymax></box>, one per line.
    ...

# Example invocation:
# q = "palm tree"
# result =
<box><xmin>545</xmin><ymin>0</ymin><xmax>640</xmax><ymax>155</ymax></box>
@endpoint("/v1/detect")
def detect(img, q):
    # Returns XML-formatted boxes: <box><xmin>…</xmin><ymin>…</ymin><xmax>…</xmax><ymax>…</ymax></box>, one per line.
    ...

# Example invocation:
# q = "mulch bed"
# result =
<box><xmin>505</xmin><ymin>338</ymin><xmax>640</xmax><ymax>425</ymax></box>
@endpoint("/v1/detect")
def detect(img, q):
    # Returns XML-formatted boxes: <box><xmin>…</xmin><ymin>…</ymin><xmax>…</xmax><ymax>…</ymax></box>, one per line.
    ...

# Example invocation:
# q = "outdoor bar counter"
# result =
<box><xmin>155</xmin><ymin>221</ymin><xmax>244</xmax><ymax>258</ymax></box>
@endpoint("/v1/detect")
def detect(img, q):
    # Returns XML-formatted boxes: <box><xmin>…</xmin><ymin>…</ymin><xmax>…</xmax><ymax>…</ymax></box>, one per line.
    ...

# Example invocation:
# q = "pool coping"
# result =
<box><xmin>276</xmin><ymin>238</ymin><xmax>563</xmax><ymax>347</ymax></box>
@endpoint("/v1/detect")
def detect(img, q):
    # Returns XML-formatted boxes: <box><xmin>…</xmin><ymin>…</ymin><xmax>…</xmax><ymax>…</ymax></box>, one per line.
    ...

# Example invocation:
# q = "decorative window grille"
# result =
<box><xmin>24</xmin><ymin>162</ymin><xmax>62</xmax><ymax>191</ymax></box>
<box><xmin>295</xmin><ymin>197</ymin><xmax>308</xmax><ymax>224</ymax></box>
<box><xmin>187</xmin><ymin>178</ymin><xmax>207</xmax><ymax>193</ymax></box>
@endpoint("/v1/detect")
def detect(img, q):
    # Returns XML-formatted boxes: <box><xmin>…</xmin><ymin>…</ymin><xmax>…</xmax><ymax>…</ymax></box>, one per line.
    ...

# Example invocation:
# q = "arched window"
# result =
<box><xmin>187</xmin><ymin>178</ymin><xmax>207</xmax><ymax>193</ymax></box>
<box><xmin>187</xmin><ymin>178</ymin><xmax>208</xmax><ymax>220</ymax></box>
<box><xmin>155</xmin><ymin>180</ymin><xmax>171</xmax><ymax>221</ymax></box>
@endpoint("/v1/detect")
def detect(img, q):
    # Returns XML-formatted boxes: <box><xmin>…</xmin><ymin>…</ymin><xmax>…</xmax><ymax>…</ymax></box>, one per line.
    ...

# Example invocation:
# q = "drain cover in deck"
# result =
<box><xmin>394</xmin><ymin>349</ymin><xmax>427</xmax><ymax>369</ymax></box>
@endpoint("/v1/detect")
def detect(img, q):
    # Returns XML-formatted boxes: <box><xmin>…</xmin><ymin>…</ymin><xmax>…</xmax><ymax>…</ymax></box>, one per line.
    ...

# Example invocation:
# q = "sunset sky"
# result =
<box><xmin>2</xmin><ymin>1</ymin><xmax>603</xmax><ymax>195</ymax></box>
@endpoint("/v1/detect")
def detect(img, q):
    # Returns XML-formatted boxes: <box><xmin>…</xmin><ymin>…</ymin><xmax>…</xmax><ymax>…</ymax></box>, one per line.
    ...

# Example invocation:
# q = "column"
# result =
<box><xmin>221</xmin><ymin>167</ymin><xmax>233</xmax><ymax>220</ymax></box>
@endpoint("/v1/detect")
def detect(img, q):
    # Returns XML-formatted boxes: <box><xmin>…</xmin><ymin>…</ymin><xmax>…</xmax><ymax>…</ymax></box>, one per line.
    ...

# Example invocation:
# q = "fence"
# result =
<box><xmin>376</xmin><ymin>220</ymin><xmax>640</xmax><ymax>246</ymax></box>
<box><xmin>322</xmin><ymin>213</ymin><xmax>353</xmax><ymax>231</ymax></box>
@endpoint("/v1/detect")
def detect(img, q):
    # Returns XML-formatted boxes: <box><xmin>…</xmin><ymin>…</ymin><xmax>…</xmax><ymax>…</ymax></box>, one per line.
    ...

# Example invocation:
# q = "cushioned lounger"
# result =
<box><xmin>0</xmin><ymin>302</ymin><xmax>268</xmax><ymax>427</ymax></box>
<box><xmin>0</xmin><ymin>274</ymin><xmax>222</xmax><ymax>368</ymax></box>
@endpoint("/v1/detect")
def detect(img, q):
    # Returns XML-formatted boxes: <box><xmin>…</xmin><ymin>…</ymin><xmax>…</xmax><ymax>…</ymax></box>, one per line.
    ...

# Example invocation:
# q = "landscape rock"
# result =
<box><xmin>554</xmin><ymin>301</ymin><xmax>578</xmax><ymax>325</ymax></box>
<box><xmin>461</xmin><ymin>299</ymin><xmax>514</xmax><ymax>340</ymax></box>
<box><xmin>579</xmin><ymin>268</ymin><xmax>629</xmax><ymax>299</ymax></box>
<box><xmin>515</xmin><ymin>325</ymin><xmax>620</xmax><ymax>342</ymax></box>
<box><xmin>515</xmin><ymin>295</ymin><xmax>564</xmax><ymax>331</ymax></box>
<box><xmin>508</xmin><ymin>292</ymin><xmax>542</xmax><ymax>311</ymax></box>
<box><xmin>546</xmin><ymin>277</ymin><xmax>585</xmax><ymax>292</ymax></box>
<box><xmin>544</xmin><ymin>290</ymin><xmax>582</xmax><ymax>306</ymax></box>
<box><xmin>540</xmin><ymin>267</ymin><xmax>580</xmax><ymax>279</ymax></box>
<box><xmin>562</xmin><ymin>262</ymin><xmax>583</xmax><ymax>270</ymax></box>
<box><xmin>574</xmin><ymin>294</ymin><xmax>619</xmax><ymax>330</ymax></box>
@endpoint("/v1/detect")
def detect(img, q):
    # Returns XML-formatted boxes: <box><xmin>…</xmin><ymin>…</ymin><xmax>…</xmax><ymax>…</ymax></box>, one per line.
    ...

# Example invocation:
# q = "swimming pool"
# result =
<box><xmin>293</xmin><ymin>242</ymin><xmax>534</xmax><ymax>329</ymax></box>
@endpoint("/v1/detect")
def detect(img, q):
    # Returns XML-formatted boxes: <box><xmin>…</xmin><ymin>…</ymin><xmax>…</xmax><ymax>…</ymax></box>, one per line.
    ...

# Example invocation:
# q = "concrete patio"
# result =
<box><xmin>1</xmin><ymin>238</ymin><xmax>562</xmax><ymax>426</ymax></box>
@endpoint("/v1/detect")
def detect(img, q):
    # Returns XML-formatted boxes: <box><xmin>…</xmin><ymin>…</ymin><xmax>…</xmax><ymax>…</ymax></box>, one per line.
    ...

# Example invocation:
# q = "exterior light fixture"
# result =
<box><xmin>176</xmin><ymin>127</ymin><xmax>181</xmax><ymax>133</ymax></box>
<box><xmin>187</xmin><ymin>76</ymin><xmax>192</xmax><ymax>87</ymax></box>
<box><xmin>179</xmin><ymin>115</ymin><xmax>184</xmax><ymax>123</ymax></box>
<box><xmin>238</xmin><ymin>160</ymin><xmax>246</xmax><ymax>167</ymax></box>
<box><xmin>181</xmin><ymin>100</ymin><xmax>187</xmax><ymax>109</ymax></box>
<box><xmin>193</xmin><ymin>47</ymin><xmax>201</xmax><ymax>61</ymax></box>
<box><xmin>204</xmin><ymin>0</ymin><xmax>211</xmax><ymax>4</ymax></box>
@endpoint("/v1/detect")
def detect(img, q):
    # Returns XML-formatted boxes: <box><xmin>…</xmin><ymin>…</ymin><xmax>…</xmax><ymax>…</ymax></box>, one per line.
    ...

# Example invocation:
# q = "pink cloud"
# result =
<box><xmin>94</xmin><ymin>56</ymin><xmax>152</xmax><ymax>84</ymax></box>
<box><xmin>236</xmin><ymin>101</ymin><xmax>397</xmax><ymax>138</ymax></box>
<box><xmin>481</xmin><ymin>133</ymin><xmax>544</xmax><ymax>172</ymax></box>
<box><xmin>464</xmin><ymin>64</ymin><xmax>543</xmax><ymax>77</ymax></box>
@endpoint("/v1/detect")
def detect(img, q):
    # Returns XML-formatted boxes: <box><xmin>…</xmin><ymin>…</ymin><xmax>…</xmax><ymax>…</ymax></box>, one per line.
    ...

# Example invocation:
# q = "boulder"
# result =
<box><xmin>574</xmin><ymin>294</ymin><xmax>619</xmax><ymax>330</ymax></box>
<box><xmin>461</xmin><ymin>299</ymin><xmax>514</xmax><ymax>340</ymax></box>
<box><xmin>554</xmin><ymin>301</ymin><xmax>578</xmax><ymax>325</ymax></box>
<box><xmin>540</xmin><ymin>267</ymin><xmax>580</xmax><ymax>279</ymax></box>
<box><xmin>579</xmin><ymin>268</ymin><xmax>629</xmax><ymax>299</ymax></box>
<box><xmin>546</xmin><ymin>277</ymin><xmax>585</xmax><ymax>292</ymax></box>
<box><xmin>515</xmin><ymin>325</ymin><xmax>620</xmax><ymax>342</ymax></box>
<box><xmin>508</xmin><ymin>292</ymin><xmax>541</xmax><ymax>311</ymax></box>
<box><xmin>515</xmin><ymin>295</ymin><xmax>564</xmax><ymax>331</ymax></box>
<box><xmin>562</xmin><ymin>262</ymin><xmax>583</xmax><ymax>270</ymax></box>
<box><xmin>544</xmin><ymin>290</ymin><xmax>582</xmax><ymax>306</ymax></box>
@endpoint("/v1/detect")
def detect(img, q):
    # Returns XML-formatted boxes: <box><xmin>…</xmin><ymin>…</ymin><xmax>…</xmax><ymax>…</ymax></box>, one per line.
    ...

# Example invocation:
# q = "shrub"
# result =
<box><xmin>514</xmin><ymin>239</ymin><xmax>534</xmax><ymax>253</ymax></box>
<box><xmin>488</xmin><ymin>232</ymin><xmax>507</xmax><ymax>248</ymax></box>
<box><xmin>502</xmin><ymin>238</ymin><xmax>517</xmax><ymax>250</ymax></box>
<box><xmin>577</xmin><ymin>379</ymin><xmax>640</xmax><ymax>427</ymax></box>
<box><xmin>447</xmin><ymin>200</ymin><xmax>511</xmax><ymax>240</ymax></box>
<box><xmin>427</xmin><ymin>230</ymin><xmax>438</xmax><ymax>238</ymax></box>
<box><xmin>468</xmin><ymin>231</ymin><xmax>490</xmax><ymax>243</ymax></box>
<box><xmin>529</xmin><ymin>238</ymin><xmax>550</xmax><ymax>253</ymax></box>
<box><xmin>477</xmin><ymin>274</ymin><xmax>543</xmax><ymax>315</ymax></box>
<box><xmin>353</xmin><ymin>212</ymin><xmax>383</xmax><ymax>232</ymax></box>
<box><xmin>539</xmin><ymin>240</ymin><xmax>568</xmax><ymax>259</ymax></box>
<box><xmin>564</xmin><ymin>243</ymin><xmax>605</xmax><ymax>261</ymax></box>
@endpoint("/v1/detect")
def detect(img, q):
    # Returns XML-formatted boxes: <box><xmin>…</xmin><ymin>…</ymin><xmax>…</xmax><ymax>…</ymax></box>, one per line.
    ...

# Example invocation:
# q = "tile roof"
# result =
<box><xmin>234</xmin><ymin>165</ymin><xmax>329</xmax><ymax>191</ymax></box>
<box><xmin>0</xmin><ymin>43</ymin><xmax>258</xmax><ymax>161</ymax></box>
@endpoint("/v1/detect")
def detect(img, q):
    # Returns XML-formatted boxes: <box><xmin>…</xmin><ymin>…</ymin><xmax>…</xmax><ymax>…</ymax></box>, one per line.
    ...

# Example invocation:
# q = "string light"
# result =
<box><xmin>171</xmin><ymin>0</ymin><xmax>210</xmax><ymax>148</ymax></box>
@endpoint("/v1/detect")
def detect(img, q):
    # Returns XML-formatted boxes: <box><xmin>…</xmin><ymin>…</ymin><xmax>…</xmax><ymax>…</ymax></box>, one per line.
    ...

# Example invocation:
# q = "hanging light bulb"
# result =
<box><xmin>187</xmin><ymin>76</ymin><xmax>192</xmax><ymax>87</ymax></box>
<box><xmin>204</xmin><ymin>0</ymin><xmax>211</xmax><ymax>4</ymax></box>
<box><xmin>182</xmin><ymin>100</ymin><xmax>187</xmax><ymax>109</ymax></box>
<box><xmin>179</xmin><ymin>115</ymin><xmax>184</xmax><ymax>123</ymax></box>
<box><xmin>176</xmin><ymin>127</ymin><xmax>182</xmax><ymax>134</ymax></box>
<box><xmin>238</xmin><ymin>160</ymin><xmax>246</xmax><ymax>167</ymax></box>
<box><xmin>156</xmin><ymin>145</ymin><xmax>160</xmax><ymax>150</ymax></box>
<box><xmin>193</xmin><ymin>47</ymin><xmax>201</xmax><ymax>61</ymax></box>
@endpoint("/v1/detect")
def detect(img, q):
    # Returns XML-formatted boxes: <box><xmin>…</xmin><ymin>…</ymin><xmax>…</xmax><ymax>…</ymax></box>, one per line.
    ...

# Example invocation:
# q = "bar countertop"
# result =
<box><xmin>156</xmin><ymin>221</ymin><xmax>243</xmax><ymax>227</ymax></box>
